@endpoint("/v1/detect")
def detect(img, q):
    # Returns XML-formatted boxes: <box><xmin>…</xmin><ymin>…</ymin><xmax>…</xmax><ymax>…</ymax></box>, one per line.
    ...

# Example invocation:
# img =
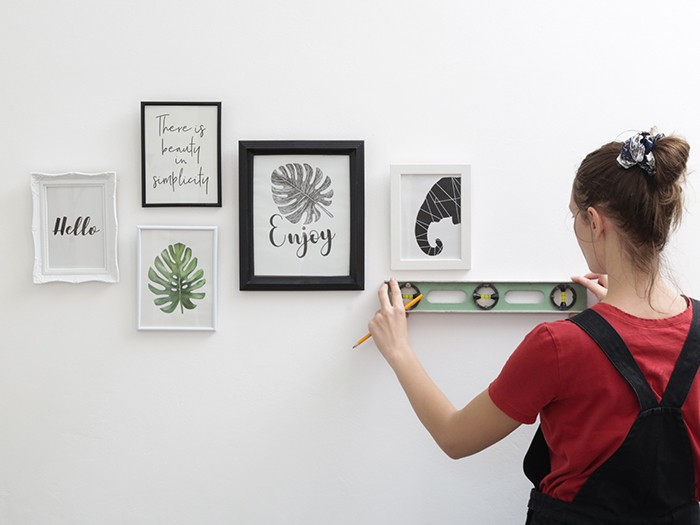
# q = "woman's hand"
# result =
<box><xmin>572</xmin><ymin>273</ymin><xmax>608</xmax><ymax>301</ymax></box>
<box><xmin>366</xmin><ymin>278</ymin><xmax>522</xmax><ymax>459</ymax></box>
<box><xmin>368</xmin><ymin>278</ymin><xmax>412</xmax><ymax>367</ymax></box>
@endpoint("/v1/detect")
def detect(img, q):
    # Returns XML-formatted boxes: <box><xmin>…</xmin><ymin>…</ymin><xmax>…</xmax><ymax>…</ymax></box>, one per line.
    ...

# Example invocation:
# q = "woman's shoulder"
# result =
<box><xmin>589</xmin><ymin>299</ymin><xmax>694</xmax><ymax>331</ymax></box>
<box><xmin>520</xmin><ymin>313</ymin><xmax>625</xmax><ymax>365</ymax></box>
<box><xmin>524</xmin><ymin>317</ymin><xmax>590</xmax><ymax>346</ymax></box>
<box><xmin>589</xmin><ymin>296</ymin><xmax>694</xmax><ymax>325</ymax></box>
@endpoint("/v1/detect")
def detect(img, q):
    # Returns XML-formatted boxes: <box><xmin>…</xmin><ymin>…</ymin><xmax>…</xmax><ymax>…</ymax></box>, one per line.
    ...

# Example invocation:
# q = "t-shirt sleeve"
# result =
<box><xmin>488</xmin><ymin>323</ymin><xmax>561</xmax><ymax>425</ymax></box>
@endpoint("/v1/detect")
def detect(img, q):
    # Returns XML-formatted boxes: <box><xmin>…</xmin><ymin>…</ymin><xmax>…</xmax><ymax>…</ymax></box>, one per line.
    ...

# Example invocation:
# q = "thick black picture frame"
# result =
<box><xmin>141</xmin><ymin>101</ymin><xmax>222</xmax><ymax>207</ymax></box>
<box><xmin>239</xmin><ymin>140</ymin><xmax>364</xmax><ymax>291</ymax></box>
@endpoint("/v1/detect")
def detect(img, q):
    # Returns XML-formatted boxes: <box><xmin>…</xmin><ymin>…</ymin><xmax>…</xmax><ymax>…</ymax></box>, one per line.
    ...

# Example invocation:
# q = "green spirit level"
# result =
<box><xmin>396</xmin><ymin>281</ymin><xmax>588</xmax><ymax>314</ymax></box>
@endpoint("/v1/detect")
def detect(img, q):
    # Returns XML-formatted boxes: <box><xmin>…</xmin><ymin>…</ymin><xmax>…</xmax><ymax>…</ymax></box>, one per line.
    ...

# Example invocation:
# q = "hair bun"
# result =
<box><xmin>650</xmin><ymin>133</ymin><xmax>690</xmax><ymax>187</ymax></box>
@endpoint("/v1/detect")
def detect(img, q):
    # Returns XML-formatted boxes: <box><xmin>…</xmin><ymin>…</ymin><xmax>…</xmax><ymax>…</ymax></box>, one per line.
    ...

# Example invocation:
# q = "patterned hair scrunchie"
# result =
<box><xmin>616</xmin><ymin>131</ymin><xmax>665</xmax><ymax>176</ymax></box>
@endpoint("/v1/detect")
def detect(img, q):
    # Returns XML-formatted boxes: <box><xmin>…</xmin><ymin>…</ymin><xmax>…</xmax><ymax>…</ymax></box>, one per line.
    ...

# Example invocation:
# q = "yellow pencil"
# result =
<box><xmin>353</xmin><ymin>294</ymin><xmax>424</xmax><ymax>348</ymax></box>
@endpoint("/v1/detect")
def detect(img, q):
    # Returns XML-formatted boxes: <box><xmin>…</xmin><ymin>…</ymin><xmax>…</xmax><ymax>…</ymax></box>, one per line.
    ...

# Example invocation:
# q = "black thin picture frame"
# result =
<box><xmin>141</xmin><ymin>101</ymin><xmax>222</xmax><ymax>207</ymax></box>
<box><xmin>239</xmin><ymin>140</ymin><xmax>365</xmax><ymax>291</ymax></box>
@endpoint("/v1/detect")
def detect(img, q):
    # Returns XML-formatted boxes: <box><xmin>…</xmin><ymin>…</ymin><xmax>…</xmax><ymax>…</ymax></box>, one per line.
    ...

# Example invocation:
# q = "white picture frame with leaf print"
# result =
<box><xmin>31</xmin><ymin>172</ymin><xmax>119</xmax><ymax>284</ymax></box>
<box><xmin>137</xmin><ymin>225</ymin><xmax>218</xmax><ymax>331</ymax></box>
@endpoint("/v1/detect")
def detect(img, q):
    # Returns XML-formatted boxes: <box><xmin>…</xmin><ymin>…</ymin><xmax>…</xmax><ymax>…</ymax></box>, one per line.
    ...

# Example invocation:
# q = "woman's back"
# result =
<box><xmin>490</xmin><ymin>299</ymin><xmax>700</xmax><ymax>503</ymax></box>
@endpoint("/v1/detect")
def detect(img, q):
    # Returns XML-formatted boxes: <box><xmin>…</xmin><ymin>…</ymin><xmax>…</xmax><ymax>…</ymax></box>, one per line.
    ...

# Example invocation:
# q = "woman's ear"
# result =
<box><xmin>586</xmin><ymin>206</ymin><xmax>605</xmax><ymax>239</ymax></box>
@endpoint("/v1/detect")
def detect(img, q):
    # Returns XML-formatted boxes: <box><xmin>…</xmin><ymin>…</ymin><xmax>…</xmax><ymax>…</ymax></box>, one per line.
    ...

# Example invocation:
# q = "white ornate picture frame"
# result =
<box><xmin>390</xmin><ymin>164</ymin><xmax>471</xmax><ymax>270</ymax></box>
<box><xmin>137</xmin><ymin>226</ymin><xmax>218</xmax><ymax>331</ymax></box>
<box><xmin>31</xmin><ymin>172</ymin><xmax>119</xmax><ymax>283</ymax></box>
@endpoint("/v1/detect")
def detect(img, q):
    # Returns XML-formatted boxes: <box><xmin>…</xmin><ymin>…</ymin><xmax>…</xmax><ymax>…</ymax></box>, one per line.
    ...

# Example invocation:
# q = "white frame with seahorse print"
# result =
<box><xmin>390</xmin><ymin>164</ymin><xmax>471</xmax><ymax>270</ymax></box>
<box><xmin>137</xmin><ymin>225</ymin><xmax>218</xmax><ymax>331</ymax></box>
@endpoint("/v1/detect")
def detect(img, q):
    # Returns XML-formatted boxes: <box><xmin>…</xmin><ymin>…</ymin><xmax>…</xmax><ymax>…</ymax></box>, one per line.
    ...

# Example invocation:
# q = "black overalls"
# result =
<box><xmin>523</xmin><ymin>302</ymin><xmax>700</xmax><ymax>525</ymax></box>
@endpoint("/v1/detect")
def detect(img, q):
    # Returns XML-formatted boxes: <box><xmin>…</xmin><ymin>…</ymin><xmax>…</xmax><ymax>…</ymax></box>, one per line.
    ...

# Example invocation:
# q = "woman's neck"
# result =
<box><xmin>586</xmin><ymin>217</ymin><xmax>684</xmax><ymax>318</ymax></box>
<box><xmin>601</xmin><ymin>269</ymin><xmax>684</xmax><ymax>319</ymax></box>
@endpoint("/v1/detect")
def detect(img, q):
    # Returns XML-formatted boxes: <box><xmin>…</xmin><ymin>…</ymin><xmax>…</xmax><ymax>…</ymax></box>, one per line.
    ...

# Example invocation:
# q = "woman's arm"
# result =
<box><xmin>368</xmin><ymin>278</ymin><xmax>521</xmax><ymax>459</ymax></box>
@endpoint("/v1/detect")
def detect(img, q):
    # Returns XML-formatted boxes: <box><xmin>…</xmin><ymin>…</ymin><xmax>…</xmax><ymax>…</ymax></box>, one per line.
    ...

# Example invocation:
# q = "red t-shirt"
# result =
<box><xmin>488</xmin><ymin>301</ymin><xmax>700</xmax><ymax>502</ymax></box>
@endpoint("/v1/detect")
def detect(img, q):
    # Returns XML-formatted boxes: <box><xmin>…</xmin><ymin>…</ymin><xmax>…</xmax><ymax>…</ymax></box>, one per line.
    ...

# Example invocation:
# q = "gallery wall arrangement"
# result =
<box><xmin>30</xmin><ymin>100</ymin><xmax>583</xmax><ymax>321</ymax></box>
<box><xmin>31</xmin><ymin>103</ymin><xmax>372</xmax><ymax>329</ymax></box>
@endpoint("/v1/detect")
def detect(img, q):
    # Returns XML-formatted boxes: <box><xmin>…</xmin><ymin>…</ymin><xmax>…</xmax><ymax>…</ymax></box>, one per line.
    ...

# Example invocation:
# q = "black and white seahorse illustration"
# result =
<box><xmin>414</xmin><ymin>176</ymin><xmax>461</xmax><ymax>256</ymax></box>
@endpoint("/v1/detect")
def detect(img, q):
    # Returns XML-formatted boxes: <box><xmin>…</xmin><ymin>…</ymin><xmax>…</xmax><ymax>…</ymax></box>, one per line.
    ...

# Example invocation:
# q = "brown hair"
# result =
<box><xmin>572</xmin><ymin>132</ymin><xmax>690</xmax><ymax>282</ymax></box>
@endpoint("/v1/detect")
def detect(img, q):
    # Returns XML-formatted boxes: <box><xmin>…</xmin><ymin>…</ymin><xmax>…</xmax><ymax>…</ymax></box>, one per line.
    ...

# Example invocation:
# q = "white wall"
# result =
<box><xmin>3</xmin><ymin>1</ymin><xmax>700</xmax><ymax>523</ymax></box>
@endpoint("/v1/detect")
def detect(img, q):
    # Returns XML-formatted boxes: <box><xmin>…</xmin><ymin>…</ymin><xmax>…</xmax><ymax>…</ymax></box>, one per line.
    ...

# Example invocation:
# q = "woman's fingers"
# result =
<box><xmin>571</xmin><ymin>273</ymin><xmax>608</xmax><ymax>301</ymax></box>
<box><xmin>378</xmin><ymin>278</ymin><xmax>406</xmax><ymax>312</ymax></box>
<box><xmin>377</xmin><ymin>281</ymin><xmax>390</xmax><ymax>309</ymax></box>
<box><xmin>388</xmin><ymin>278</ymin><xmax>404</xmax><ymax>310</ymax></box>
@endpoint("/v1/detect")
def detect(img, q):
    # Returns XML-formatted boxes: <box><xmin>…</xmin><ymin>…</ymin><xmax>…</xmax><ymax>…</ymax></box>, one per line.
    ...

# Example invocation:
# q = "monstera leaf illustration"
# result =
<box><xmin>271</xmin><ymin>163</ymin><xmax>334</xmax><ymax>224</ymax></box>
<box><xmin>147</xmin><ymin>243</ymin><xmax>206</xmax><ymax>314</ymax></box>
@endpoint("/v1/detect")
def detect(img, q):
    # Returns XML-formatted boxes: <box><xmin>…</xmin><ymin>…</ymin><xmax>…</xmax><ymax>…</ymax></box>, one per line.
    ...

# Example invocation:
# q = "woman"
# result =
<box><xmin>368</xmin><ymin>131</ymin><xmax>700</xmax><ymax>524</ymax></box>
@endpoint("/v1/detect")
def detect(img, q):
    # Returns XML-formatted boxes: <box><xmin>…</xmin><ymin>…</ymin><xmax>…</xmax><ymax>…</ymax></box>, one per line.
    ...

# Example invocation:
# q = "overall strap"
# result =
<box><xmin>569</xmin><ymin>309</ymin><xmax>659</xmax><ymax>411</ymax></box>
<box><xmin>661</xmin><ymin>298</ymin><xmax>700</xmax><ymax>408</ymax></box>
